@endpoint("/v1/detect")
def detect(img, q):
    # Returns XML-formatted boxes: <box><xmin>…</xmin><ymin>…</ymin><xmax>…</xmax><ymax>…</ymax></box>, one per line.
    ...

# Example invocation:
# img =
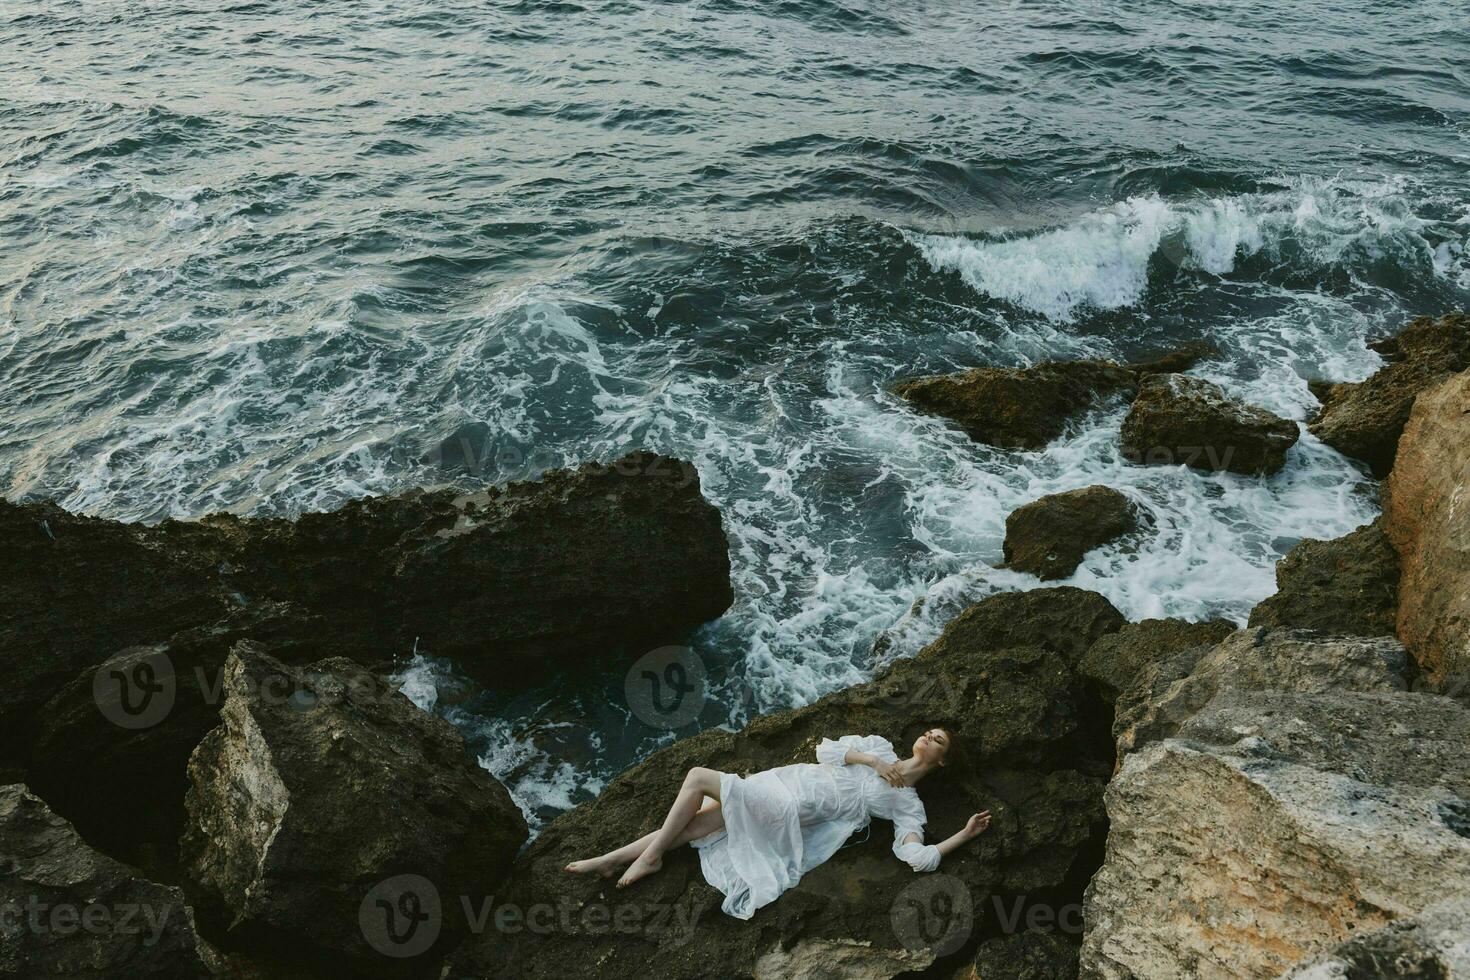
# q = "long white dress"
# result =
<box><xmin>690</xmin><ymin>734</ymin><xmax>943</xmax><ymax>920</ymax></box>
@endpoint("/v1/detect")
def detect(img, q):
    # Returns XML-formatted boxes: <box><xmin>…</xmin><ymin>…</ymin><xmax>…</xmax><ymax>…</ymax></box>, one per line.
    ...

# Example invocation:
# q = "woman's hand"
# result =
<box><xmin>871</xmin><ymin>760</ymin><xmax>906</xmax><ymax>788</ymax></box>
<box><xmin>935</xmin><ymin>811</ymin><xmax>994</xmax><ymax>859</ymax></box>
<box><xmin>962</xmin><ymin>810</ymin><xmax>992</xmax><ymax>840</ymax></box>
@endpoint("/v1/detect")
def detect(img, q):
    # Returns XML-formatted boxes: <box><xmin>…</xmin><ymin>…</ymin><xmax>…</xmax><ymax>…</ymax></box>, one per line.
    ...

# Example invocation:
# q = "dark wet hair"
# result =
<box><xmin>935</xmin><ymin>727</ymin><xmax>964</xmax><ymax>770</ymax></box>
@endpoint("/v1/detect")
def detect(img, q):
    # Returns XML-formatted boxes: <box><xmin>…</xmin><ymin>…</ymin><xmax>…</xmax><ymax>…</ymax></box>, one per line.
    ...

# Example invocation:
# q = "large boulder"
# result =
<box><xmin>1383</xmin><ymin>369</ymin><xmax>1470</xmax><ymax>694</ymax></box>
<box><xmin>1120</xmin><ymin>375</ymin><xmax>1300</xmax><ymax>475</ymax></box>
<box><xmin>0</xmin><ymin>452</ymin><xmax>734</xmax><ymax>759</ymax></box>
<box><xmin>1077</xmin><ymin>618</ymin><xmax>1235</xmax><ymax>705</ymax></box>
<box><xmin>892</xmin><ymin>346</ymin><xmax>1213</xmax><ymax>450</ymax></box>
<box><xmin>1079</xmin><ymin>629</ymin><xmax>1470</xmax><ymax>979</ymax></box>
<box><xmin>26</xmin><ymin>603</ymin><xmax>322</xmax><ymax>874</ymax></box>
<box><xmin>928</xmin><ymin>586</ymin><xmax>1126</xmax><ymax>665</ymax></box>
<box><xmin>1002</xmin><ymin>486</ymin><xmax>1139</xmax><ymax>581</ymax></box>
<box><xmin>1280</xmin><ymin>900</ymin><xmax>1470</xmax><ymax>978</ymax></box>
<box><xmin>448</xmin><ymin>588</ymin><xmax>1126</xmax><ymax>979</ymax></box>
<box><xmin>0</xmin><ymin>784</ymin><xmax>214</xmax><ymax>978</ymax></box>
<box><xmin>1247</xmin><ymin>519</ymin><xmax>1399</xmax><ymax>637</ymax></box>
<box><xmin>179</xmin><ymin>644</ymin><xmax>528</xmax><ymax>977</ymax></box>
<box><xmin>1310</xmin><ymin>312</ymin><xmax>1470</xmax><ymax>477</ymax></box>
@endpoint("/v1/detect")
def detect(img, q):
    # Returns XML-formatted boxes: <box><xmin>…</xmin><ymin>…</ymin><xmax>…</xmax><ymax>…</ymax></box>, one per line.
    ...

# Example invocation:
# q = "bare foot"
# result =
<box><xmin>564</xmin><ymin>856</ymin><xmax>619</xmax><ymax>878</ymax></box>
<box><xmin>616</xmin><ymin>853</ymin><xmax>662</xmax><ymax>888</ymax></box>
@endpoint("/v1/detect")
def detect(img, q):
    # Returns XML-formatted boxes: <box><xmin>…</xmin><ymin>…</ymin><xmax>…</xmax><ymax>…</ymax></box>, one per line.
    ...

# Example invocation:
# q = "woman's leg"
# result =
<box><xmin>617</xmin><ymin>767</ymin><xmax>723</xmax><ymax>887</ymax></box>
<box><xmin>565</xmin><ymin>793</ymin><xmax>725</xmax><ymax>877</ymax></box>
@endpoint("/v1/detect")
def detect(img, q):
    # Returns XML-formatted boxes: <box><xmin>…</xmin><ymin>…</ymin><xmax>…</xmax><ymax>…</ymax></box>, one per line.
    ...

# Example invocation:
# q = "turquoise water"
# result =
<box><xmin>3</xmin><ymin>0</ymin><xmax>1468</xmax><ymax>825</ymax></box>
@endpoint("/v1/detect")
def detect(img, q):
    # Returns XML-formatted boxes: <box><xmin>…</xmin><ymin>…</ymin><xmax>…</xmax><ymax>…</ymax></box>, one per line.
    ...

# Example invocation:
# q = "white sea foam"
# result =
<box><xmin>911</xmin><ymin>175</ymin><xmax>1454</xmax><ymax>322</ymax></box>
<box><xmin>17</xmin><ymin>171</ymin><xmax>1460</xmax><ymax>835</ymax></box>
<box><xmin>393</xmin><ymin>653</ymin><xmax>610</xmax><ymax>832</ymax></box>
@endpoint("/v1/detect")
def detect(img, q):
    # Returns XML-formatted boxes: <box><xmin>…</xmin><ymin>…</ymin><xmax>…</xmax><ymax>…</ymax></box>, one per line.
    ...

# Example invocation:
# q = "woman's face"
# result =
<box><xmin>912</xmin><ymin>728</ymin><xmax>950</xmax><ymax>765</ymax></box>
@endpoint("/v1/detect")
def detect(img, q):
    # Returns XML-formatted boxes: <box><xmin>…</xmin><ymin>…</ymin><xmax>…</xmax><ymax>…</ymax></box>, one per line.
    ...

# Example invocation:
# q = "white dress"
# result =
<box><xmin>690</xmin><ymin>734</ymin><xmax>943</xmax><ymax>920</ymax></box>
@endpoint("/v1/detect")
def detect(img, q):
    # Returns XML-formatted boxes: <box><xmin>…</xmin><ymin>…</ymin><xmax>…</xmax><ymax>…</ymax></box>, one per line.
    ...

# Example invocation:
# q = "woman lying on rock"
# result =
<box><xmin>566</xmin><ymin>729</ymin><xmax>992</xmax><ymax>919</ymax></box>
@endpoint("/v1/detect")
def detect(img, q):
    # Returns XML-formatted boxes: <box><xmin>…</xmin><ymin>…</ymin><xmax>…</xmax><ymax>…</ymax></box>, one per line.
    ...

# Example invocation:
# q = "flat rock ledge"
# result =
<box><xmin>448</xmin><ymin>587</ymin><xmax>1128</xmax><ymax>980</ymax></box>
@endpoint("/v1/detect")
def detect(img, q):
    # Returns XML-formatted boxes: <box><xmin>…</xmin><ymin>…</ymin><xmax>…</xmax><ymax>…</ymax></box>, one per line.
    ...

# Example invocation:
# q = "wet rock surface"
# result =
<box><xmin>1120</xmin><ymin>374</ymin><xmax>1300</xmax><ymax>475</ymax></box>
<box><xmin>892</xmin><ymin>345</ymin><xmax>1214</xmax><ymax>450</ymax></box>
<box><xmin>448</xmin><ymin>587</ymin><xmax>1126</xmax><ymax>979</ymax></box>
<box><xmin>1247</xmin><ymin>518</ymin><xmax>1400</xmax><ymax>637</ymax></box>
<box><xmin>1080</xmin><ymin>628</ymin><xmax>1470</xmax><ymax>979</ymax></box>
<box><xmin>1002</xmin><ymin>486</ymin><xmax>1139</xmax><ymax>581</ymax></box>
<box><xmin>0</xmin><ymin>784</ymin><xmax>214</xmax><ymax>979</ymax></box>
<box><xmin>0</xmin><ymin>451</ymin><xmax>734</xmax><ymax>765</ymax></box>
<box><xmin>179</xmin><ymin>644</ymin><xmax>528</xmax><ymax>977</ymax></box>
<box><xmin>1310</xmin><ymin>313</ymin><xmax>1470</xmax><ymax>477</ymax></box>
<box><xmin>1383</xmin><ymin>368</ymin><xmax>1470</xmax><ymax>695</ymax></box>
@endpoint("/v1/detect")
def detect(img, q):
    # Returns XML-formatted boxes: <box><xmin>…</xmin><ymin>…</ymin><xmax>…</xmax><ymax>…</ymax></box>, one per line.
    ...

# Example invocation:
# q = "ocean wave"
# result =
<box><xmin>910</xmin><ymin>176</ymin><xmax>1460</xmax><ymax>322</ymax></box>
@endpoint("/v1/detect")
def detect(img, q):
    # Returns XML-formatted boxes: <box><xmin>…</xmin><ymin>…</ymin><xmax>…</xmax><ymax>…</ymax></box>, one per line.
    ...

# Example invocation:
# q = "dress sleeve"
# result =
<box><xmin>890</xmin><ymin>790</ymin><xmax>941</xmax><ymax>873</ymax></box>
<box><xmin>815</xmin><ymin>734</ymin><xmax>896</xmax><ymax>766</ymax></box>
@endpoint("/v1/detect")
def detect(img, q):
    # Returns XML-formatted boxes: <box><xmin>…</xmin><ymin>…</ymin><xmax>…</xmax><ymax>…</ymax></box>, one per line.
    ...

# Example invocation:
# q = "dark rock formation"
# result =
<box><xmin>930</xmin><ymin>586</ymin><xmax>1127</xmax><ymax>665</ymax></box>
<box><xmin>1078</xmin><ymin>618</ymin><xmax>1235</xmax><ymax>705</ymax></box>
<box><xmin>1120</xmin><ymin>375</ymin><xmax>1299</xmax><ymax>475</ymax></box>
<box><xmin>448</xmin><ymin>588</ymin><xmax>1125</xmax><ymax>979</ymax></box>
<box><xmin>27</xmin><ymin>603</ymin><xmax>319</xmax><ymax>875</ymax></box>
<box><xmin>960</xmin><ymin>931</ymin><xmax>1080</xmax><ymax>980</ymax></box>
<box><xmin>0</xmin><ymin>784</ymin><xmax>214</xmax><ymax>978</ymax></box>
<box><xmin>1310</xmin><ymin>312</ymin><xmax>1470</xmax><ymax>477</ymax></box>
<box><xmin>179</xmin><ymin>644</ymin><xmax>527</xmax><ymax>977</ymax></box>
<box><xmin>891</xmin><ymin>345</ymin><xmax>1214</xmax><ymax>450</ymax></box>
<box><xmin>1247</xmin><ymin>519</ymin><xmax>1399</xmax><ymax>637</ymax></box>
<box><xmin>1080</xmin><ymin>629</ymin><xmax>1470</xmax><ymax>978</ymax></box>
<box><xmin>0</xmin><ymin>451</ymin><xmax>734</xmax><ymax>765</ymax></box>
<box><xmin>1383</xmin><ymin>369</ymin><xmax>1470</xmax><ymax>695</ymax></box>
<box><xmin>1002</xmin><ymin>486</ymin><xmax>1139</xmax><ymax>581</ymax></box>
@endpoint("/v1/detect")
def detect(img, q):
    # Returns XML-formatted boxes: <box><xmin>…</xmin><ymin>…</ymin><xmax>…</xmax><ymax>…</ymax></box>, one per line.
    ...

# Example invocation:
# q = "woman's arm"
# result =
<box><xmin>900</xmin><ymin>810</ymin><xmax>992</xmax><ymax>861</ymax></box>
<box><xmin>933</xmin><ymin>811</ymin><xmax>992</xmax><ymax>857</ymax></box>
<box><xmin>815</xmin><ymin>737</ymin><xmax>904</xmax><ymax>786</ymax></box>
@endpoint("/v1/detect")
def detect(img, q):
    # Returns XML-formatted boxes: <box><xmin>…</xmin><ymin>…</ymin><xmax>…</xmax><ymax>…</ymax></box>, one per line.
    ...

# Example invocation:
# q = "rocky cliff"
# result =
<box><xmin>1384</xmin><ymin>368</ymin><xmax>1470</xmax><ymax>694</ymax></box>
<box><xmin>1080</xmin><ymin>630</ymin><xmax>1470</xmax><ymax>979</ymax></box>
